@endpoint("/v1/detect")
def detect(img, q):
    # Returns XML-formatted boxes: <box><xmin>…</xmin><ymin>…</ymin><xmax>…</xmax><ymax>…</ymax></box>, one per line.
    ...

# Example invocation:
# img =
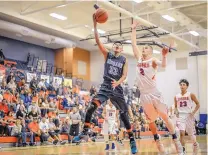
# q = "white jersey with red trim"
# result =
<box><xmin>175</xmin><ymin>92</ymin><xmax>193</xmax><ymax>117</ymax></box>
<box><xmin>106</xmin><ymin>104</ymin><xmax>117</xmax><ymax>121</ymax></box>
<box><xmin>136</xmin><ymin>58</ymin><xmax>157</xmax><ymax>92</ymax></box>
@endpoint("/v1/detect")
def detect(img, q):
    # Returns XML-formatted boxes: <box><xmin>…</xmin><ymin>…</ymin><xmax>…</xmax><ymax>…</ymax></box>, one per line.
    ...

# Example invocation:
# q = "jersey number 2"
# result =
<box><xmin>140</xmin><ymin>68</ymin><xmax>145</xmax><ymax>76</ymax></box>
<box><xmin>180</xmin><ymin>101</ymin><xmax>187</xmax><ymax>107</ymax></box>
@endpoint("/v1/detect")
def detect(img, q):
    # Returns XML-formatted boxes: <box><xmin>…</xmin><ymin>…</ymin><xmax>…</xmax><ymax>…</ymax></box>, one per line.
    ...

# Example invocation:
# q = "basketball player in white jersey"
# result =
<box><xmin>174</xmin><ymin>79</ymin><xmax>200</xmax><ymax>154</ymax></box>
<box><xmin>131</xmin><ymin>21</ymin><xmax>184</xmax><ymax>155</ymax></box>
<box><xmin>102</xmin><ymin>100</ymin><xmax>119</xmax><ymax>151</ymax></box>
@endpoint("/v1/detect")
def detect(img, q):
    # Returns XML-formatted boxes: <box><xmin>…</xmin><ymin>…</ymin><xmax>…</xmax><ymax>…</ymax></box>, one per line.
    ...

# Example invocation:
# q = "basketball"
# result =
<box><xmin>95</xmin><ymin>8</ymin><xmax>108</xmax><ymax>23</ymax></box>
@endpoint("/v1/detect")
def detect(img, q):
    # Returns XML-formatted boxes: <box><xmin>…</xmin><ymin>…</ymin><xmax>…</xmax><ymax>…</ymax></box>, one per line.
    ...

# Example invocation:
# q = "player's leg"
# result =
<box><xmin>154</xmin><ymin>96</ymin><xmax>184</xmax><ymax>154</ymax></box>
<box><xmin>179</xmin><ymin>130</ymin><xmax>186</xmax><ymax>153</ymax></box>
<box><xmin>186</xmin><ymin>116</ymin><xmax>199</xmax><ymax>154</ymax></box>
<box><xmin>140</xmin><ymin>93</ymin><xmax>167</xmax><ymax>154</ymax></box>
<box><xmin>73</xmin><ymin>92</ymin><xmax>108</xmax><ymax>143</ymax></box>
<box><xmin>110</xmin><ymin>97</ymin><xmax>138</xmax><ymax>154</ymax></box>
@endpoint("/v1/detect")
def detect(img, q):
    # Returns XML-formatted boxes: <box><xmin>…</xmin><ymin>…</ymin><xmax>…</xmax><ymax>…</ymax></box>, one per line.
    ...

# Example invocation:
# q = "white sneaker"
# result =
<box><xmin>173</xmin><ymin>138</ymin><xmax>184</xmax><ymax>154</ymax></box>
<box><xmin>193</xmin><ymin>142</ymin><xmax>199</xmax><ymax>155</ymax></box>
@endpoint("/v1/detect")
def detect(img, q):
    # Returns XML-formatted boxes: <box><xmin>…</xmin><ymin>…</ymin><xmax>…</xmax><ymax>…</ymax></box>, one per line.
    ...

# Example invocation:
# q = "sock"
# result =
<box><xmin>172</xmin><ymin>133</ymin><xmax>177</xmax><ymax>140</ymax></box>
<box><xmin>183</xmin><ymin>146</ymin><xmax>185</xmax><ymax>152</ymax></box>
<box><xmin>128</xmin><ymin>132</ymin><xmax>134</xmax><ymax>142</ymax></box>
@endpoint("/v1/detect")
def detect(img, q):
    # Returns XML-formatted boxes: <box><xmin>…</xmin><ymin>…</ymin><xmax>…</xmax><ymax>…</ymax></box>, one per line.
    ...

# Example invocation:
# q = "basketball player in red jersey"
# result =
<box><xmin>175</xmin><ymin>79</ymin><xmax>200</xmax><ymax>154</ymax></box>
<box><xmin>131</xmin><ymin>21</ymin><xmax>184</xmax><ymax>155</ymax></box>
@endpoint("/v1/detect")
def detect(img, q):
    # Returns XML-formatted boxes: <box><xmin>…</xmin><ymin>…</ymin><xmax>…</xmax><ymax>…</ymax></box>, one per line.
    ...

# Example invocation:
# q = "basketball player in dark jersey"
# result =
<box><xmin>73</xmin><ymin>14</ymin><xmax>138</xmax><ymax>154</ymax></box>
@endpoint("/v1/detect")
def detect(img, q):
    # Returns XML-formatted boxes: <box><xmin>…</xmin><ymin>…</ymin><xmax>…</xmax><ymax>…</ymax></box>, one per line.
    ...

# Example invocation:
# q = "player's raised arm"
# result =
<box><xmin>161</xmin><ymin>47</ymin><xmax>168</xmax><ymax>67</ymax></box>
<box><xmin>190</xmin><ymin>93</ymin><xmax>200</xmax><ymax>116</ymax></box>
<box><xmin>93</xmin><ymin>14</ymin><xmax>108</xmax><ymax>60</ymax></box>
<box><xmin>102</xmin><ymin>105</ymin><xmax>107</xmax><ymax>119</ymax></box>
<box><xmin>131</xmin><ymin>21</ymin><xmax>141</xmax><ymax>60</ymax></box>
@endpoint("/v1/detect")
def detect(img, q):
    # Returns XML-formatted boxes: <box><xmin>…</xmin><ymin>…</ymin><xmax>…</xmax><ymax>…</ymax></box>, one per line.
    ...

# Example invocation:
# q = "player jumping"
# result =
<box><xmin>73</xmin><ymin>14</ymin><xmax>138</xmax><ymax>154</ymax></box>
<box><xmin>131</xmin><ymin>21</ymin><xmax>184</xmax><ymax>155</ymax></box>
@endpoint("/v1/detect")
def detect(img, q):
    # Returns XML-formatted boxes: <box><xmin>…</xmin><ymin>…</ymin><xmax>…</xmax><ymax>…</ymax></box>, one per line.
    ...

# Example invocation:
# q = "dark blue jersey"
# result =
<box><xmin>103</xmin><ymin>52</ymin><xmax>126</xmax><ymax>82</ymax></box>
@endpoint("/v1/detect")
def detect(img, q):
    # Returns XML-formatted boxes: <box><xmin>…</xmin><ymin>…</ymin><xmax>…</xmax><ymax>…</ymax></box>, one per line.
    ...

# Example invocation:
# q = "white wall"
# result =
<box><xmin>90</xmin><ymin>50</ymin><xmax>207</xmax><ymax>116</ymax></box>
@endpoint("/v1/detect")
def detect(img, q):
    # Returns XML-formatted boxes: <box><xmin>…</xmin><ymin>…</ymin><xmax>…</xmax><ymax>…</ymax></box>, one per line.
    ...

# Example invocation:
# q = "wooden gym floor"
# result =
<box><xmin>0</xmin><ymin>135</ymin><xmax>207</xmax><ymax>155</ymax></box>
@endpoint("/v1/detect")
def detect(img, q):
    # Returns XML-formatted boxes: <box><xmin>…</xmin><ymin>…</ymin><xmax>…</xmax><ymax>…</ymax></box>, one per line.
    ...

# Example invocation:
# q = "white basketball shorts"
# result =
<box><xmin>176</xmin><ymin>114</ymin><xmax>196</xmax><ymax>135</ymax></box>
<box><xmin>140</xmin><ymin>88</ymin><xmax>168</xmax><ymax>123</ymax></box>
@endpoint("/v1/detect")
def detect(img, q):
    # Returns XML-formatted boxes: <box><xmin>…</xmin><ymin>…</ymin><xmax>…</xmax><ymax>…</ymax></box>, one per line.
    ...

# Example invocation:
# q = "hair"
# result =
<box><xmin>179</xmin><ymin>79</ymin><xmax>189</xmax><ymax>87</ymax></box>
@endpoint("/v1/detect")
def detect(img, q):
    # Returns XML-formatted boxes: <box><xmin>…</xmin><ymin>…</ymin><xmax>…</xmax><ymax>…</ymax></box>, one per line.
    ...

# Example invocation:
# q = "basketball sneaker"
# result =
<box><xmin>130</xmin><ymin>139</ymin><xmax>138</xmax><ymax>154</ymax></box>
<box><xmin>111</xmin><ymin>142</ymin><xmax>115</xmax><ymax>150</ymax></box>
<box><xmin>73</xmin><ymin>131</ymin><xmax>87</xmax><ymax>144</ymax></box>
<box><xmin>193</xmin><ymin>142</ymin><xmax>199</xmax><ymax>155</ymax></box>
<box><xmin>105</xmin><ymin>144</ymin><xmax>110</xmax><ymax>151</ymax></box>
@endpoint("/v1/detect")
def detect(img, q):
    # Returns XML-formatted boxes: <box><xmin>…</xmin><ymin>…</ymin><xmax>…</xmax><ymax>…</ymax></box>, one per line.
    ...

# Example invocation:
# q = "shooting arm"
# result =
<box><xmin>131</xmin><ymin>27</ymin><xmax>141</xmax><ymax>60</ymax></box>
<box><xmin>94</xmin><ymin>22</ymin><xmax>108</xmax><ymax>60</ymax></box>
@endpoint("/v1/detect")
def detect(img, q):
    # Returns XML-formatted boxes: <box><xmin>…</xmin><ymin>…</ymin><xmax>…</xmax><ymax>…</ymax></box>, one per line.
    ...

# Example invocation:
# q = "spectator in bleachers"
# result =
<box><xmin>24</xmin><ymin>92</ymin><xmax>32</xmax><ymax>110</ymax></box>
<box><xmin>38</xmin><ymin>79</ymin><xmax>46</xmax><ymax>91</ymax></box>
<box><xmin>1</xmin><ymin>78</ymin><xmax>7</xmax><ymax>90</ymax></box>
<box><xmin>28</xmin><ymin>101</ymin><xmax>41</xmax><ymax>114</ymax></box>
<box><xmin>7</xmin><ymin>78</ymin><xmax>16</xmax><ymax>91</ymax></box>
<box><xmin>16</xmin><ymin>99</ymin><xmax>26</xmax><ymax>112</ymax></box>
<box><xmin>0</xmin><ymin>99</ymin><xmax>9</xmax><ymax>118</ymax></box>
<box><xmin>69</xmin><ymin>107</ymin><xmax>81</xmax><ymax>142</ymax></box>
<box><xmin>39</xmin><ymin>117</ymin><xmax>58</xmax><ymax>145</ymax></box>
<box><xmin>11</xmin><ymin>119</ymin><xmax>22</xmax><ymax>147</ymax></box>
<box><xmin>21</xmin><ymin>119</ymin><xmax>34</xmax><ymax>146</ymax></box>
<box><xmin>48</xmin><ymin>117</ymin><xmax>66</xmax><ymax>145</ymax></box>
<box><xmin>53</xmin><ymin>79</ymin><xmax>59</xmax><ymax>93</ymax></box>
<box><xmin>61</xmin><ymin>116</ymin><xmax>71</xmax><ymax>143</ymax></box>
<box><xmin>28</xmin><ymin>117</ymin><xmax>42</xmax><ymax>144</ymax></box>
<box><xmin>49</xmin><ymin>98</ymin><xmax>57</xmax><ymax>110</ymax></box>
<box><xmin>29</xmin><ymin>77</ymin><xmax>37</xmax><ymax>93</ymax></box>
<box><xmin>3</xmin><ymin>89</ymin><xmax>13</xmax><ymax>104</ymax></box>
<box><xmin>90</xmin><ymin>86</ymin><xmax>96</xmax><ymax>96</ymax></box>
<box><xmin>38</xmin><ymin>98</ymin><xmax>48</xmax><ymax>117</ymax></box>
<box><xmin>19</xmin><ymin>90</ymin><xmax>26</xmax><ymax>104</ymax></box>
<box><xmin>6</xmin><ymin>72</ymin><xmax>14</xmax><ymax>84</ymax></box>
<box><xmin>4</xmin><ymin>111</ymin><xmax>15</xmax><ymax>136</ymax></box>
<box><xmin>28</xmin><ymin>107</ymin><xmax>39</xmax><ymax>119</ymax></box>
<box><xmin>16</xmin><ymin>106</ymin><xmax>26</xmax><ymax>120</ymax></box>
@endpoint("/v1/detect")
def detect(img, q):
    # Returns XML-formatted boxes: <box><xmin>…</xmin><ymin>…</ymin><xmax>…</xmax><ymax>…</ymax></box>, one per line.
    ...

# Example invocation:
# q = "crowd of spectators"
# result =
<box><xmin>0</xmin><ymin>71</ymin><xmax>169</xmax><ymax>147</ymax></box>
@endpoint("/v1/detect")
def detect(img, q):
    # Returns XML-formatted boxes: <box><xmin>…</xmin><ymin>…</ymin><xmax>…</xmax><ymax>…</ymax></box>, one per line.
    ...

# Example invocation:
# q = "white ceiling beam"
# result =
<box><xmin>99</xmin><ymin>1</ymin><xmax>199</xmax><ymax>49</ymax></box>
<box><xmin>20</xmin><ymin>1</ymin><xmax>83</xmax><ymax>15</ymax></box>
<box><xmin>107</xmin><ymin>2</ymin><xmax>206</xmax><ymax>23</ymax></box>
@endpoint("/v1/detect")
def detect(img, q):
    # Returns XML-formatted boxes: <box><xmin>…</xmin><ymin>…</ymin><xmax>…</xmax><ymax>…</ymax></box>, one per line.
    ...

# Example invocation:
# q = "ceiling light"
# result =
<box><xmin>92</xmin><ymin>29</ymin><xmax>106</xmax><ymax>34</ymax></box>
<box><xmin>85</xmin><ymin>25</ymin><xmax>89</xmax><ymax>28</ymax></box>
<box><xmin>189</xmin><ymin>31</ymin><xmax>199</xmax><ymax>36</ymax></box>
<box><xmin>125</xmin><ymin>40</ymin><xmax>131</xmax><ymax>43</ymax></box>
<box><xmin>162</xmin><ymin>15</ymin><xmax>176</xmax><ymax>22</ymax></box>
<box><xmin>153</xmin><ymin>50</ymin><xmax>160</xmax><ymax>54</ymax></box>
<box><xmin>50</xmin><ymin>13</ymin><xmax>67</xmax><ymax>20</ymax></box>
<box><xmin>133</xmin><ymin>0</ymin><xmax>143</xmax><ymax>3</ymax></box>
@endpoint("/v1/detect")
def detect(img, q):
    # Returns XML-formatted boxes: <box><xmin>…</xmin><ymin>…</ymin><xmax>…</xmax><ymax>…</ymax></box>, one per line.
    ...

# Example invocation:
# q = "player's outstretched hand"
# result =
<box><xmin>131</xmin><ymin>20</ymin><xmax>139</xmax><ymax>29</ymax></box>
<box><xmin>111</xmin><ymin>80</ymin><xmax>119</xmax><ymax>89</ymax></box>
<box><xmin>162</xmin><ymin>47</ymin><xmax>169</xmax><ymax>57</ymax></box>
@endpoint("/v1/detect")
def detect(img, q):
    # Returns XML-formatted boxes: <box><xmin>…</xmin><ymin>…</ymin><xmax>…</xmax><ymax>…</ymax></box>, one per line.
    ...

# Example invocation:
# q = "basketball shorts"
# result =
<box><xmin>93</xmin><ymin>82</ymin><xmax>128</xmax><ymax>113</ymax></box>
<box><xmin>176</xmin><ymin>114</ymin><xmax>196</xmax><ymax>135</ymax></box>
<box><xmin>101</xmin><ymin>120</ymin><xmax>117</xmax><ymax>135</ymax></box>
<box><xmin>140</xmin><ymin>89</ymin><xmax>168</xmax><ymax>123</ymax></box>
